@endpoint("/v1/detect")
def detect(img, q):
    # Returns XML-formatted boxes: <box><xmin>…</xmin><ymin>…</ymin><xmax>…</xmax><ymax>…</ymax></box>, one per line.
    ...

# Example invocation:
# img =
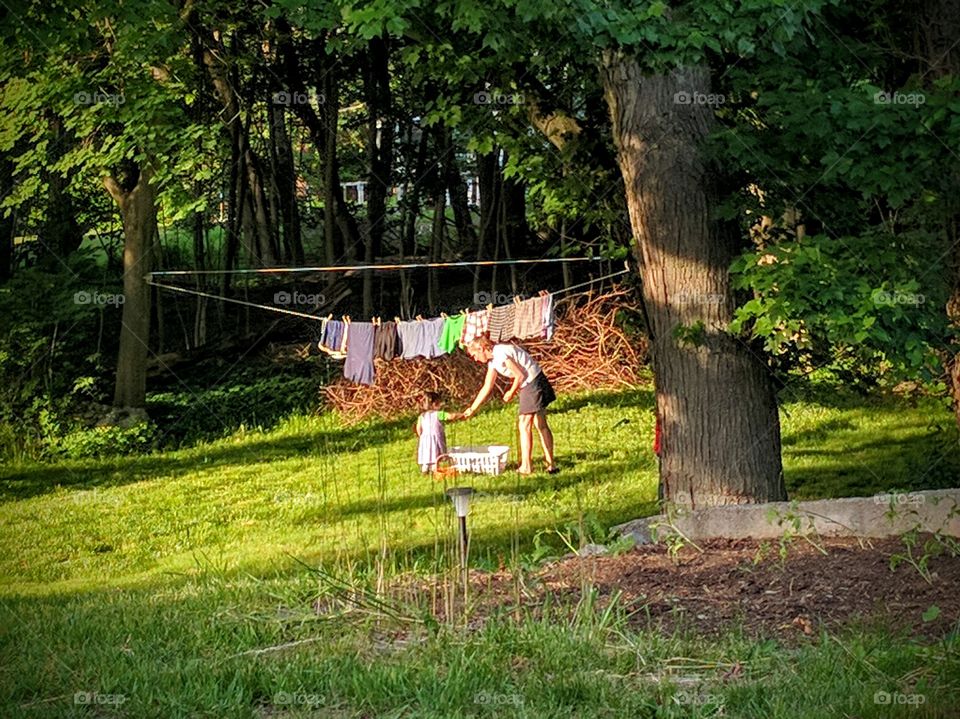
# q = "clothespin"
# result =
<box><xmin>416</xmin><ymin>314</ymin><xmax>423</xmax><ymax>322</ymax></box>
<box><xmin>394</xmin><ymin>316</ymin><xmax>401</xmax><ymax>325</ymax></box>
<box><xmin>440</xmin><ymin>311</ymin><xmax>448</xmax><ymax>319</ymax></box>
<box><xmin>326</xmin><ymin>313</ymin><xmax>333</xmax><ymax>322</ymax></box>
<box><xmin>513</xmin><ymin>295</ymin><xmax>522</xmax><ymax>305</ymax></box>
<box><xmin>486</xmin><ymin>303</ymin><xmax>493</xmax><ymax>312</ymax></box>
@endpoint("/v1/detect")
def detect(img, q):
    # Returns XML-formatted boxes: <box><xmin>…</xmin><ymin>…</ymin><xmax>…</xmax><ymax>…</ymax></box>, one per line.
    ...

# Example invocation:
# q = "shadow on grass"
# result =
<box><xmin>784</xmin><ymin>426</ymin><xmax>960</xmax><ymax>500</ymax></box>
<box><xmin>553</xmin><ymin>387</ymin><xmax>654</xmax><ymax>414</ymax></box>
<box><xmin>0</xmin><ymin>415</ymin><xmax>413</xmax><ymax>502</ymax></box>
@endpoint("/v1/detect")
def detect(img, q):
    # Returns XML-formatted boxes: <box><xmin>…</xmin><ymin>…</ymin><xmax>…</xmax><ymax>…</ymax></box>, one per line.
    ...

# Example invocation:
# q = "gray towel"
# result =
<box><xmin>398</xmin><ymin>318</ymin><xmax>445</xmax><ymax>359</ymax></box>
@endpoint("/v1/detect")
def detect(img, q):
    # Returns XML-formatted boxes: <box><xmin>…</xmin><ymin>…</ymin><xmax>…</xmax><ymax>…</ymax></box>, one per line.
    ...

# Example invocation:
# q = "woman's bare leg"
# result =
<box><xmin>533</xmin><ymin>411</ymin><xmax>555</xmax><ymax>470</ymax></box>
<box><xmin>518</xmin><ymin>413</ymin><xmax>534</xmax><ymax>473</ymax></box>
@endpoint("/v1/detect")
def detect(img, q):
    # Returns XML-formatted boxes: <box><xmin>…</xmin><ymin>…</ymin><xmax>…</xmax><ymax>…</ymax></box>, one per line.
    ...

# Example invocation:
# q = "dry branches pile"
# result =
<box><xmin>322</xmin><ymin>286</ymin><xmax>648</xmax><ymax>422</ymax></box>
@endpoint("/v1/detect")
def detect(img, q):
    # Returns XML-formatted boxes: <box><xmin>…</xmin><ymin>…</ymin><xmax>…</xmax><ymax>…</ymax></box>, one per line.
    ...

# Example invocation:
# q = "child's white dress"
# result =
<box><xmin>418</xmin><ymin>410</ymin><xmax>447</xmax><ymax>472</ymax></box>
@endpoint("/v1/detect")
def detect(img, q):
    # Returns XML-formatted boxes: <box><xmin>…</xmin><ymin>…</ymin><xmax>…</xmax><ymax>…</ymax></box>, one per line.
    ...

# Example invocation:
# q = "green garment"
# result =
<box><xmin>437</xmin><ymin>313</ymin><xmax>466</xmax><ymax>353</ymax></box>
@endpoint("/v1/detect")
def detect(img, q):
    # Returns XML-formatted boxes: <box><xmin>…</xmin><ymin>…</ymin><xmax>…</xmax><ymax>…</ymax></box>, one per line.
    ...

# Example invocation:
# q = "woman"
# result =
<box><xmin>463</xmin><ymin>335</ymin><xmax>557</xmax><ymax>474</ymax></box>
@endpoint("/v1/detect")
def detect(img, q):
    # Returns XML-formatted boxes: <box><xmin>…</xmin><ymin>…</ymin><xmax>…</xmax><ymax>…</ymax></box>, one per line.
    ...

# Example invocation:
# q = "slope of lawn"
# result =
<box><xmin>1</xmin><ymin>384</ymin><xmax>958</xmax><ymax>717</ymax></box>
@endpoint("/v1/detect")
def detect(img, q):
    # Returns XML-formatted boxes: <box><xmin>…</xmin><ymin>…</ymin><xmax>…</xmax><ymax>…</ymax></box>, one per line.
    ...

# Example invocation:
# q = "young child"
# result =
<box><xmin>415</xmin><ymin>391</ymin><xmax>462</xmax><ymax>473</ymax></box>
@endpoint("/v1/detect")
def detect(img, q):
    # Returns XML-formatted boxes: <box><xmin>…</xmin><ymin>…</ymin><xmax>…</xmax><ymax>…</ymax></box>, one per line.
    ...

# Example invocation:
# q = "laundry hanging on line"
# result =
<box><xmin>320</xmin><ymin>294</ymin><xmax>556</xmax><ymax>386</ymax></box>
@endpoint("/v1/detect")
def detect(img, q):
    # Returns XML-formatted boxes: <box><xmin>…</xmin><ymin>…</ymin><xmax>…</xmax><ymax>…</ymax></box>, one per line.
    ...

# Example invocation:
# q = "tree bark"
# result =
<box><xmin>274</xmin><ymin>26</ymin><xmax>361</xmax><ymax>264</ymax></box>
<box><xmin>196</xmin><ymin>27</ymin><xmax>278</xmax><ymax>266</ymax></box>
<box><xmin>443</xmin><ymin>127</ymin><xmax>477</xmax><ymax>250</ymax></box>
<box><xmin>402</xmin><ymin>124</ymin><xmax>430</xmax><ymax>258</ymax></box>
<box><xmin>268</xmin><ymin>101</ymin><xmax>304</xmax><ymax>265</ymax></box>
<box><xmin>476</xmin><ymin>149</ymin><xmax>500</xmax><ymax>296</ymax></box>
<box><xmin>222</xmin><ymin>134</ymin><xmax>241</xmax><ymax>295</ymax></box>
<box><xmin>103</xmin><ymin>165</ymin><xmax>157</xmax><ymax>412</ymax></box>
<box><xmin>502</xmin><ymin>164</ymin><xmax>529</xmax><ymax>257</ymax></box>
<box><xmin>601</xmin><ymin>56</ymin><xmax>786</xmax><ymax>508</ymax></box>
<box><xmin>362</xmin><ymin>35</ymin><xmax>393</xmax><ymax>315</ymax></box>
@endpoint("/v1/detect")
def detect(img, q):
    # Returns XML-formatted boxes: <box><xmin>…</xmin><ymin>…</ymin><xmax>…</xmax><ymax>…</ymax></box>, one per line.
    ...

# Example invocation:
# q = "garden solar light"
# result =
<box><xmin>446</xmin><ymin>487</ymin><xmax>474</xmax><ymax>566</ymax></box>
<box><xmin>446</xmin><ymin>486</ymin><xmax>473</xmax><ymax>517</ymax></box>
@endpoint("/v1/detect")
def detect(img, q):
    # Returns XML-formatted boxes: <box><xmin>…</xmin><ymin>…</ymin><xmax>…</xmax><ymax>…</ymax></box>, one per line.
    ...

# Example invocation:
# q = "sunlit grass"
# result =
<box><xmin>1</xmin><ymin>385</ymin><xmax>958</xmax><ymax>717</ymax></box>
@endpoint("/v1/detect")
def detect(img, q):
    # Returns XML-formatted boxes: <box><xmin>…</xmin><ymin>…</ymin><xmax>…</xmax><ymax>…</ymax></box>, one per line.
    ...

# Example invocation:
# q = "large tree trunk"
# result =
<box><xmin>601</xmin><ymin>57</ymin><xmax>785</xmax><ymax>508</ymax></box>
<box><xmin>103</xmin><ymin>165</ymin><xmax>157</xmax><ymax>413</ymax></box>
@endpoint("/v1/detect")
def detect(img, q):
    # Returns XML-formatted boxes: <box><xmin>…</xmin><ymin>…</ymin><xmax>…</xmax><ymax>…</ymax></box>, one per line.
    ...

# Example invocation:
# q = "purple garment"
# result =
<box><xmin>321</xmin><ymin>320</ymin><xmax>344</xmax><ymax>353</ymax></box>
<box><xmin>417</xmin><ymin>410</ymin><xmax>447</xmax><ymax>471</ymax></box>
<box><xmin>343</xmin><ymin>322</ymin><xmax>376</xmax><ymax>385</ymax></box>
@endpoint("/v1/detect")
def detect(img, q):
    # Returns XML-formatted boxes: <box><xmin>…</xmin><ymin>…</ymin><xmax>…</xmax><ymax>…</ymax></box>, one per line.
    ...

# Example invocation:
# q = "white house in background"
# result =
<box><xmin>342</xmin><ymin>179</ymin><xmax>481</xmax><ymax>206</ymax></box>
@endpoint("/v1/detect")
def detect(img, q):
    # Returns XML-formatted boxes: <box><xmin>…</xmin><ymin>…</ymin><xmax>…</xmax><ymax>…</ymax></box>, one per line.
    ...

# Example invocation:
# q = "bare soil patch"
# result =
<box><xmin>455</xmin><ymin>537</ymin><xmax>960</xmax><ymax>638</ymax></box>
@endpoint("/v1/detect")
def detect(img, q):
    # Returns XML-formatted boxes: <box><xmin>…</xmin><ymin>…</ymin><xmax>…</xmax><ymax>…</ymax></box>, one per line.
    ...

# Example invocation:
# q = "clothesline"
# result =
<box><xmin>145</xmin><ymin>265</ymin><xmax>631</xmax><ymax>324</ymax></box>
<box><xmin>147</xmin><ymin>264</ymin><xmax>631</xmax><ymax>386</ymax></box>
<box><xmin>319</xmin><ymin>266</ymin><xmax>631</xmax><ymax>385</ymax></box>
<box><xmin>148</xmin><ymin>256</ymin><xmax>608</xmax><ymax>278</ymax></box>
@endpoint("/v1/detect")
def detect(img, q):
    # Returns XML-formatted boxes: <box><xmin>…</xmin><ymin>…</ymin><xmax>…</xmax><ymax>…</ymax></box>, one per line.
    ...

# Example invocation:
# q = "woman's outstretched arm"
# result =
<box><xmin>464</xmin><ymin>366</ymin><xmax>498</xmax><ymax>417</ymax></box>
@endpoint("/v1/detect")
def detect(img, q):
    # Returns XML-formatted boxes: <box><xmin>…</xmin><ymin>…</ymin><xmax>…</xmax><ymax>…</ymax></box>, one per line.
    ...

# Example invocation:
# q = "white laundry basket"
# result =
<box><xmin>446</xmin><ymin>445</ymin><xmax>510</xmax><ymax>475</ymax></box>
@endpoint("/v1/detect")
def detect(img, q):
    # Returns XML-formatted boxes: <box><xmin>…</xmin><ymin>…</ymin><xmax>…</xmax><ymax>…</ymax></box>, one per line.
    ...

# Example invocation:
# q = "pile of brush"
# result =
<box><xmin>322</xmin><ymin>286</ymin><xmax>648</xmax><ymax>422</ymax></box>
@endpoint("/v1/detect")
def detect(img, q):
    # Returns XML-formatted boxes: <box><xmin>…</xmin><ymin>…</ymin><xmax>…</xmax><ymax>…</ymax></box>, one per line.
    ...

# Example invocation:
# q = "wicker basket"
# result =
<box><xmin>446</xmin><ymin>445</ymin><xmax>510</xmax><ymax>476</ymax></box>
<box><xmin>432</xmin><ymin>454</ymin><xmax>459</xmax><ymax>482</ymax></box>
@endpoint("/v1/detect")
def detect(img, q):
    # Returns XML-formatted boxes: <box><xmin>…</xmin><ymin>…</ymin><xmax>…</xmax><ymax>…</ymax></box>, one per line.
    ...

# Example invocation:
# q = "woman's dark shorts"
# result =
<box><xmin>518</xmin><ymin>372</ymin><xmax>556</xmax><ymax>415</ymax></box>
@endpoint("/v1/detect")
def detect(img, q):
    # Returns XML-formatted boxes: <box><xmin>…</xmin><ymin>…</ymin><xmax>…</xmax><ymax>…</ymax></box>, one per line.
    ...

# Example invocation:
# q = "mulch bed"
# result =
<box><xmin>452</xmin><ymin>537</ymin><xmax>960</xmax><ymax>639</ymax></box>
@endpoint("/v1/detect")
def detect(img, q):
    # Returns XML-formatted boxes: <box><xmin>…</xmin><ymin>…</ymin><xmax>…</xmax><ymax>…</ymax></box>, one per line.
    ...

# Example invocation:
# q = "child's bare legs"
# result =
<box><xmin>518</xmin><ymin>413</ymin><xmax>535</xmax><ymax>473</ymax></box>
<box><xmin>533</xmin><ymin>411</ymin><xmax>555</xmax><ymax>471</ymax></box>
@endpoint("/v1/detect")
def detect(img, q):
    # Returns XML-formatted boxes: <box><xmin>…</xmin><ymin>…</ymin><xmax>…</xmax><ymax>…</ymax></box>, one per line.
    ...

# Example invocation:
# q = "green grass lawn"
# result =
<box><xmin>1</xmin><ymin>385</ymin><xmax>958</xmax><ymax>717</ymax></box>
